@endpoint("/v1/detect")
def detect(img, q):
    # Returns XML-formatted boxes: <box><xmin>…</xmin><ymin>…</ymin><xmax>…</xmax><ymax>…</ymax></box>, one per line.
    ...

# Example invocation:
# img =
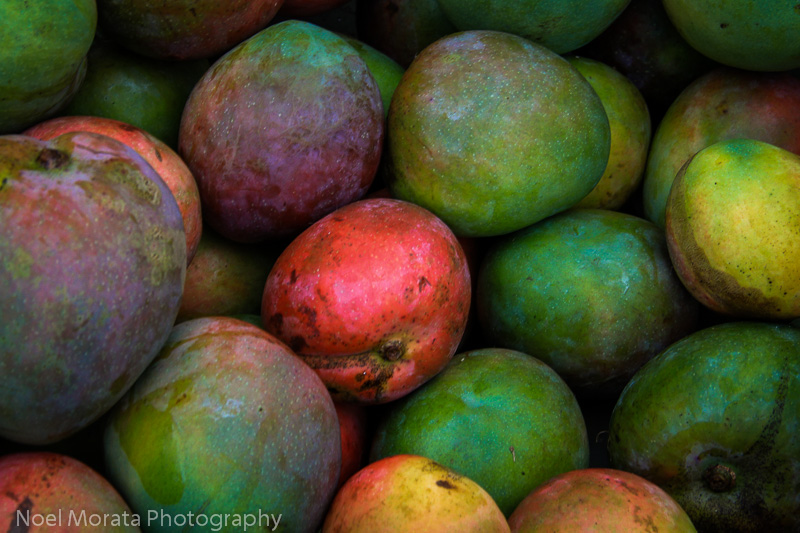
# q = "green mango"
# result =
<box><xmin>370</xmin><ymin>347</ymin><xmax>590</xmax><ymax>516</ymax></box>
<box><xmin>663</xmin><ymin>0</ymin><xmax>800</xmax><ymax>71</ymax></box>
<box><xmin>608</xmin><ymin>321</ymin><xmax>800</xmax><ymax>532</ymax></box>
<box><xmin>0</xmin><ymin>0</ymin><xmax>97</xmax><ymax>133</ymax></box>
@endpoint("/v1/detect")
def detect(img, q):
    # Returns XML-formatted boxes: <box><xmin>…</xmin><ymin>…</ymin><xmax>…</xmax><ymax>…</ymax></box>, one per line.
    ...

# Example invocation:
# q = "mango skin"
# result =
<box><xmin>666</xmin><ymin>139</ymin><xmax>800</xmax><ymax>319</ymax></box>
<box><xmin>642</xmin><ymin>68</ymin><xmax>800</xmax><ymax>228</ymax></box>
<box><xmin>508</xmin><ymin>468</ymin><xmax>697</xmax><ymax>532</ymax></box>
<box><xmin>386</xmin><ymin>30</ymin><xmax>610</xmax><ymax>237</ymax></box>
<box><xmin>60</xmin><ymin>39</ymin><xmax>209</xmax><ymax>149</ymax></box>
<box><xmin>97</xmin><ymin>0</ymin><xmax>283</xmax><ymax>60</ymax></box>
<box><xmin>0</xmin><ymin>0</ymin><xmax>96</xmax><ymax>133</ymax></box>
<box><xmin>477</xmin><ymin>209</ymin><xmax>699</xmax><ymax>397</ymax></box>
<box><xmin>355</xmin><ymin>0</ymin><xmax>457</xmax><ymax>68</ymax></box>
<box><xmin>0</xmin><ymin>132</ymin><xmax>186</xmax><ymax>445</ymax></box>
<box><xmin>435</xmin><ymin>0</ymin><xmax>631</xmax><ymax>54</ymax></box>
<box><xmin>179</xmin><ymin>20</ymin><xmax>384</xmax><ymax>243</ymax></box>
<box><xmin>568</xmin><ymin>56</ymin><xmax>651</xmax><ymax>210</ymax></box>
<box><xmin>104</xmin><ymin>316</ymin><xmax>341</xmax><ymax>533</ymax></box>
<box><xmin>369</xmin><ymin>348</ymin><xmax>590</xmax><ymax>516</ymax></box>
<box><xmin>662</xmin><ymin>0</ymin><xmax>800</xmax><ymax>71</ymax></box>
<box><xmin>607</xmin><ymin>321</ymin><xmax>800</xmax><ymax>533</ymax></box>
<box><xmin>0</xmin><ymin>452</ymin><xmax>140</xmax><ymax>532</ymax></box>
<box><xmin>323</xmin><ymin>455</ymin><xmax>510</xmax><ymax>533</ymax></box>
<box><xmin>24</xmin><ymin>115</ymin><xmax>203</xmax><ymax>264</ymax></box>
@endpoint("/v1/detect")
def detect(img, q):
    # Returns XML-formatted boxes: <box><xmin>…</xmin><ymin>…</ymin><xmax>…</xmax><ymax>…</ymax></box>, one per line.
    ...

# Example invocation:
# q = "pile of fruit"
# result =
<box><xmin>1</xmin><ymin>0</ymin><xmax>799</xmax><ymax>531</ymax></box>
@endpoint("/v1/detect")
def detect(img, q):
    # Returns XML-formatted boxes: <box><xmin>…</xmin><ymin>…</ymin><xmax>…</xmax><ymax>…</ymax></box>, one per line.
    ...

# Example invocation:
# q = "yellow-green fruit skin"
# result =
<box><xmin>386</xmin><ymin>30</ymin><xmax>610</xmax><ymax>237</ymax></box>
<box><xmin>666</xmin><ymin>138</ymin><xmax>800</xmax><ymax>319</ymax></box>
<box><xmin>322</xmin><ymin>455</ymin><xmax>510</xmax><ymax>533</ymax></box>
<box><xmin>607</xmin><ymin>321</ymin><xmax>800</xmax><ymax>533</ymax></box>
<box><xmin>568</xmin><ymin>56</ymin><xmax>651</xmax><ymax>210</ymax></box>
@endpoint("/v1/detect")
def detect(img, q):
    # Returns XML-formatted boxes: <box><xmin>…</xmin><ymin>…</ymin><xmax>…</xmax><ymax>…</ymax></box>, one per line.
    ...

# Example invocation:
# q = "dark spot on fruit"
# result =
<box><xmin>289</xmin><ymin>335</ymin><xmax>308</xmax><ymax>353</ymax></box>
<box><xmin>290</xmin><ymin>269</ymin><xmax>299</xmax><ymax>284</ymax></box>
<box><xmin>0</xmin><ymin>177</ymin><xmax>7</xmax><ymax>190</ymax></box>
<box><xmin>154</xmin><ymin>148</ymin><xmax>163</xmax><ymax>162</ymax></box>
<box><xmin>10</xmin><ymin>497</ymin><xmax>33</xmax><ymax>532</ymax></box>
<box><xmin>418</xmin><ymin>276</ymin><xmax>431</xmax><ymax>292</ymax></box>
<box><xmin>720</xmin><ymin>22</ymin><xmax>729</xmax><ymax>28</ymax></box>
<box><xmin>703</xmin><ymin>463</ymin><xmax>737</xmax><ymax>492</ymax></box>
<box><xmin>436</xmin><ymin>480</ymin><xmax>455</xmax><ymax>489</ymax></box>
<box><xmin>267</xmin><ymin>313</ymin><xmax>283</xmax><ymax>335</ymax></box>
<box><xmin>190</xmin><ymin>7</ymin><xmax>197</xmax><ymax>17</ymax></box>
<box><xmin>380</xmin><ymin>339</ymin><xmax>405</xmax><ymax>361</ymax></box>
<box><xmin>36</xmin><ymin>148</ymin><xmax>69</xmax><ymax>170</ymax></box>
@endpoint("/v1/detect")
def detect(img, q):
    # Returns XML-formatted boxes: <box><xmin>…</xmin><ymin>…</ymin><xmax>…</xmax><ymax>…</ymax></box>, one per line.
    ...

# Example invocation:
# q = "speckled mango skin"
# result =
<box><xmin>0</xmin><ymin>132</ymin><xmax>186</xmax><ymax>445</ymax></box>
<box><xmin>0</xmin><ymin>0</ymin><xmax>96</xmax><ymax>134</ymax></box>
<box><xmin>322</xmin><ymin>454</ymin><xmax>510</xmax><ymax>533</ymax></box>
<box><xmin>179</xmin><ymin>20</ymin><xmax>384</xmax><ymax>243</ymax></box>
<box><xmin>0</xmin><ymin>452</ymin><xmax>140</xmax><ymax>532</ymax></box>
<box><xmin>666</xmin><ymin>138</ymin><xmax>800</xmax><ymax>319</ymax></box>
<box><xmin>507</xmin><ymin>468</ymin><xmax>697</xmax><ymax>532</ymax></box>
<box><xmin>97</xmin><ymin>0</ymin><xmax>283</xmax><ymax>60</ymax></box>
<box><xmin>435</xmin><ymin>0</ymin><xmax>631</xmax><ymax>54</ymax></box>
<box><xmin>262</xmin><ymin>198</ymin><xmax>471</xmax><ymax>404</ymax></box>
<box><xmin>369</xmin><ymin>348</ymin><xmax>590</xmax><ymax>517</ymax></box>
<box><xmin>24</xmin><ymin>115</ymin><xmax>203</xmax><ymax>264</ymax></box>
<box><xmin>476</xmin><ymin>209</ymin><xmax>699</xmax><ymax>397</ymax></box>
<box><xmin>662</xmin><ymin>0</ymin><xmax>800</xmax><ymax>71</ymax></box>
<box><xmin>607</xmin><ymin>321</ymin><xmax>800</xmax><ymax>533</ymax></box>
<box><xmin>642</xmin><ymin>68</ymin><xmax>800</xmax><ymax>229</ymax></box>
<box><xmin>385</xmin><ymin>30</ymin><xmax>610</xmax><ymax>238</ymax></box>
<box><xmin>568</xmin><ymin>56</ymin><xmax>651</xmax><ymax>210</ymax></box>
<box><xmin>104</xmin><ymin>316</ymin><xmax>341</xmax><ymax>533</ymax></box>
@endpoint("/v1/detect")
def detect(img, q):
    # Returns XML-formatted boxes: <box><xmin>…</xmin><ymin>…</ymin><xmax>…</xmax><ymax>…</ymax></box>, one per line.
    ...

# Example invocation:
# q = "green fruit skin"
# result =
<box><xmin>0</xmin><ymin>0</ymin><xmax>97</xmax><ymax>133</ymax></box>
<box><xmin>104</xmin><ymin>317</ymin><xmax>341</xmax><ymax>533</ymax></box>
<box><xmin>340</xmin><ymin>34</ymin><xmax>405</xmax><ymax>118</ymax></box>
<box><xmin>0</xmin><ymin>132</ymin><xmax>186</xmax><ymax>445</ymax></box>
<box><xmin>435</xmin><ymin>0</ymin><xmax>631</xmax><ymax>54</ymax></box>
<box><xmin>568</xmin><ymin>56</ymin><xmax>651</xmax><ymax>210</ymax></box>
<box><xmin>607</xmin><ymin>321</ymin><xmax>800</xmax><ymax>533</ymax></box>
<box><xmin>369</xmin><ymin>348</ymin><xmax>590</xmax><ymax>517</ymax></box>
<box><xmin>666</xmin><ymin>139</ymin><xmax>800</xmax><ymax>320</ymax></box>
<box><xmin>662</xmin><ymin>0</ymin><xmax>800</xmax><ymax>71</ymax></box>
<box><xmin>477</xmin><ymin>209</ymin><xmax>699</xmax><ymax>397</ymax></box>
<box><xmin>642</xmin><ymin>68</ymin><xmax>800</xmax><ymax>229</ymax></box>
<box><xmin>386</xmin><ymin>30</ymin><xmax>610</xmax><ymax>237</ymax></box>
<box><xmin>62</xmin><ymin>40</ymin><xmax>209</xmax><ymax>148</ymax></box>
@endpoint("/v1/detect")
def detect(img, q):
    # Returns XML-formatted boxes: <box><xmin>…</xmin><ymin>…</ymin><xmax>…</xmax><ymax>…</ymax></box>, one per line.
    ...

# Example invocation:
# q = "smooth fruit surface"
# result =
<box><xmin>0</xmin><ymin>452</ymin><xmax>139</xmax><ymax>532</ymax></box>
<box><xmin>60</xmin><ymin>39</ymin><xmax>209</xmax><ymax>149</ymax></box>
<box><xmin>477</xmin><ymin>209</ymin><xmax>698</xmax><ymax>397</ymax></box>
<box><xmin>0</xmin><ymin>0</ymin><xmax>96</xmax><ymax>133</ymax></box>
<box><xmin>607</xmin><ymin>321</ymin><xmax>800</xmax><ymax>532</ymax></box>
<box><xmin>507</xmin><ymin>468</ymin><xmax>697</xmax><ymax>532</ymax></box>
<box><xmin>322</xmin><ymin>454</ymin><xmax>510</xmax><ymax>533</ymax></box>
<box><xmin>662</xmin><ymin>0</ymin><xmax>800</xmax><ymax>71</ymax></box>
<box><xmin>568</xmin><ymin>56</ymin><xmax>651</xmax><ymax>210</ymax></box>
<box><xmin>386</xmin><ymin>30</ymin><xmax>610</xmax><ymax>237</ymax></box>
<box><xmin>666</xmin><ymin>138</ymin><xmax>800</xmax><ymax>320</ymax></box>
<box><xmin>180</xmin><ymin>20</ymin><xmax>383</xmax><ymax>242</ymax></box>
<box><xmin>642</xmin><ymin>68</ymin><xmax>800</xmax><ymax>228</ymax></box>
<box><xmin>96</xmin><ymin>0</ymin><xmax>283</xmax><ymax>60</ymax></box>
<box><xmin>262</xmin><ymin>198</ymin><xmax>471</xmax><ymax>403</ymax></box>
<box><xmin>104</xmin><ymin>316</ymin><xmax>341</xmax><ymax>533</ymax></box>
<box><xmin>0</xmin><ymin>132</ymin><xmax>186</xmax><ymax>445</ymax></box>
<box><xmin>370</xmin><ymin>348</ymin><xmax>590</xmax><ymax>516</ymax></box>
<box><xmin>435</xmin><ymin>0</ymin><xmax>631</xmax><ymax>54</ymax></box>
